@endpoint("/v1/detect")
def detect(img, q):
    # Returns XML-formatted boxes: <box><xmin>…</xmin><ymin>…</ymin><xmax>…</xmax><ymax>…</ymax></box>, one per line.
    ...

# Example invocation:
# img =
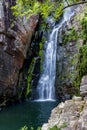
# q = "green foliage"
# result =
<box><xmin>26</xmin><ymin>59</ymin><xmax>34</xmax><ymax>97</ymax></box>
<box><xmin>49</xmin><ymin>123</ymin><xmax>67</xmax><ymax>130</ymax></box>
<box><xmin>79</xmin><ymin>44</ymin><xmax>87</xmax><ymax>78</ymax></box>
<box><xmin>73</xmin><ymin>15</ymin><xmax>87</xmax><ymax>88</ymax></box>
<box><xmin>11</xmin><ymin>0</ymin><xmax>64</xmax><ymax>19</ymax></box>
<box><xmin>80</xmin><ymin>15</ymin><xmax>87</xmax><ymax>42</ymax></box>
<box><xmin>39</xmin><ymin>36</ymin><xmax>46</xmax><ymax>71</ymax></box>
<box><xmin>73</xmin><ymin>44</ymin><xmax>87</xmax><ymax>89</ymax></box>
<box><xmin>20</xmin><ymin>125</ymin><xmax>28</xmax><ymax>130</ymax></box>
<box><xmin>53</xmin><ymin>3</ymin><xmax>64</xmax><ymax>19</ymax></box>
<box><xmin>20</xmin><ymin>126</ymin><xmax>41</xmax><ymax>130</ymax></box>
<box><xmin>62</xmin><ymin>27</ymin><xmax>78</xmax><ymax>45</ymax></box>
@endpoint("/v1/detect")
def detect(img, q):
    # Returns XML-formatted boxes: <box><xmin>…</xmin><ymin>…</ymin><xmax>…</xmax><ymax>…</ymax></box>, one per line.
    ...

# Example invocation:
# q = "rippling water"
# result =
<box><xmin>0</xmin><ymin>101</ymin><xmax>58</xmax><ymax>130</ymax></box>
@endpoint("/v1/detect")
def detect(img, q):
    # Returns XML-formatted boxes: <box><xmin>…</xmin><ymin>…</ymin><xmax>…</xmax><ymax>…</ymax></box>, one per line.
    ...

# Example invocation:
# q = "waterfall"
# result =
<box><xmin>36</xmin><ymin>7</ymin><xmax>74</xmax><ymax>101</ymax></box>
<box><xmin>0</xmin><ymin>0</ymin><xmax>4</xmax><ymax>19</ymax></box>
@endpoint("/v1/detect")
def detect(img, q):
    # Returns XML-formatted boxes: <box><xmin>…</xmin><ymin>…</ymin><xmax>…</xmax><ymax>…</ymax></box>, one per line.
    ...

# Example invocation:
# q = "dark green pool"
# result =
<box><xmin>0</xmin><ymin>100</ymin><xmax>58</xmax><ymax>130</ymax></box>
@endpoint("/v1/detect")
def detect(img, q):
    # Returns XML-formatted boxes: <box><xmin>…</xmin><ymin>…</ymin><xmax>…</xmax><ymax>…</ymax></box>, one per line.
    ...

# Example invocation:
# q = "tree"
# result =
<box><xmin>11</xmin><ymin>0</ymin><xmax>87</xmax><ymax>19</ymax></box>
<box><xmin>11</xmin><ymin>0</ymin><xmax>64</xmax><ymax>19</ymax></box>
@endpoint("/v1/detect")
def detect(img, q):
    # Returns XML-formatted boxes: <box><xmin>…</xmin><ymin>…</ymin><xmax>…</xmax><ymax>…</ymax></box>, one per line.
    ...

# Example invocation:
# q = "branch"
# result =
<box><xmin>63</xmin><ymin>1</ymin><xmax>87</xmax><ymax>10</ymax></box>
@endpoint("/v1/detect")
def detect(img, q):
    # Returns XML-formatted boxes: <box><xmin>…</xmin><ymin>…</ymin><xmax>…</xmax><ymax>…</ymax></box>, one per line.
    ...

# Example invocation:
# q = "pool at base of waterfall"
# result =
<box><xmin>0</xmin><ymin>100</ymin><xmax>58</xmax><ymax>130</ymax></box>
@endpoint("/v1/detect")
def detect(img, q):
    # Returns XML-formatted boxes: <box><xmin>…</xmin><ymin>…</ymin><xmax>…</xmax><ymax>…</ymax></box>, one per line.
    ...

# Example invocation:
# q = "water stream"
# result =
<box><xmin>36</xmin><ymin>7</ymin><xmax>74</xmax><ymax>101</ymax></box>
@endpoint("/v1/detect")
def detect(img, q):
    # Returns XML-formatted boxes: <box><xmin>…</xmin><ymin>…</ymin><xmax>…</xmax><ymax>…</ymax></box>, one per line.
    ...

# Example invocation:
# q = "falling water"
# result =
<box><xmin>36</xmin><ymin>7</ymin><xmax>74</xmax><ymax>101</ymax></box>
<box><xmin>0</xmin><ymin>0</ymin><xmax>4</xmax><ymax>19</ymax></box>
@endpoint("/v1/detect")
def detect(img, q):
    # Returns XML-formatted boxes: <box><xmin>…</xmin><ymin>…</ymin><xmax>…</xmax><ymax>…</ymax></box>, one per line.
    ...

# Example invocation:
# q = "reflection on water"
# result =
<box><xmin>0</xmin><ymin>101</ymin><xmax>58</xmax><ymax>130</ymax></box>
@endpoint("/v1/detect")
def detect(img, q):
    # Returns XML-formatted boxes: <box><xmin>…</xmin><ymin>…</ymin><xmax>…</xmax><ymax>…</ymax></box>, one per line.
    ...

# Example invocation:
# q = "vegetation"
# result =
<box><xmin>77</xmin><ymin>45</ymin><xmax>87</xmax><ymax>83</ymax></box>
<box><xmin>26</xmin><ymin>59</ymin><xmax>34</xmax><ymax>97</ymax></box>
<box><xmin>49</xmin><ymin>123</ymin><xmax>67</xmax><ymax>130</ymax></box>
<box><xmin>11</xmin><ymin>0</ymin><xmax>83</xmax><ymax>20</ymax></box>
<box><xmin>11</xmin><ymin>0</ymin><xmax>64</xmax><ymax>19</ymax></box>
<box><xmin>20</xmin><ymin>125</ymin><xmax>41</xmax><ymax>130</ymax></box>
<box><xmin>80</xmin><ymin>14</ymin><xmax>87</xmax><ymax>43</ymax></box>
<box><xmin>20</xmin><ymin>124</ymin><xmax>67</xmax><ymax>130</ymax></box>
<box><xmin>62</xmin><ymin>26</ymin><xmax>78</xmax><ymax>45</ymax></box>
<box><xmin>20</xmin><ymin>125</ymin><xmax>28</xmax><ymax>130</ymax></box>
<box><xmin>71</xmin><ymin>14</ymin><xmax>87</xmax><ymax>88</ymax></box>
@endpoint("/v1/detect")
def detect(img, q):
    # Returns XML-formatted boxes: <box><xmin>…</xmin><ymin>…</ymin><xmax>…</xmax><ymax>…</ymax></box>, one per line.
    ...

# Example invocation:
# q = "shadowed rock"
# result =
<box><xmin>0</xmin><ymin>0</ymin><xmax>39</xmax><ymax>101</ymax></box>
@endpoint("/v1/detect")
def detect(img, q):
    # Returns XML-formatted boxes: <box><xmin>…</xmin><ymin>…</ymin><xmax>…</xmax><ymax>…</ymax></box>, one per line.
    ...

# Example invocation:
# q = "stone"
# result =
<box><xmin>42</xmin><ymin>97</ymin><xmax>86</xmax><ymax>130</ymax></box>
<box><xmin>72</xmin><ymin>96</ymin><xmax>82</xmax><ymax>101</ymax></box>
<box><xmin>0</xmin><ymin>0</ymin><xmax>39</xmax><ymax>102</ymax></box>
<box><xmin>80</xmin><ymin>76</ymin><xmax>87</xmax><ymax>97</ymax></box>
<box><xmin>56</xmin><ymin>4</ymin><xmax>84</xmax><ymax>100</ymax></box>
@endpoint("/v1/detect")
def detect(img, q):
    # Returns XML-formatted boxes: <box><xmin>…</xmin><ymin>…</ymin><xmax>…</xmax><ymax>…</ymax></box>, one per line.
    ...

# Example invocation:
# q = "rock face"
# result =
<box><xmin>42</xmin><ymin>74</ymin><xmax>87</xmax><ymax>130</ymax></box>
<box><xmin>56</xmin><ymin>5</ymin><xmax>85</xmax><ymax>100</ymax></box>
<box><xmin>42</xmin><ymin>96</ymin><xmax>87</xmax><ymax>130</ymax></box>
<box><xmin>80</xmin><ymin>76</ymin><xmax>87</xmax><ymax>97</ymax></box>
<box><xmin>0</xmin><ymin>0</ymin><xmax>39</xmax><ymax>102</ymax></box>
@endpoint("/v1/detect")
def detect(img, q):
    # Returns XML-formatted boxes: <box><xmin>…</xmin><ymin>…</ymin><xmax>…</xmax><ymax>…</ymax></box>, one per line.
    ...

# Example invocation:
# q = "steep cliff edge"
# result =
<box><xmin>0</xmin><ymin>0</ymin><xmax>39</xmax><ymax>103</ymax></box>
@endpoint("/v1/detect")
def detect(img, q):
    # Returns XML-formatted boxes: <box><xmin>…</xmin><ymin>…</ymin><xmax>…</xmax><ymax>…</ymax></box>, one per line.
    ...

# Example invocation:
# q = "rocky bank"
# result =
<box><xmin>42</xmin><ymin>76</ymin><xmax>87</xmax><ymax>130</ymax></box>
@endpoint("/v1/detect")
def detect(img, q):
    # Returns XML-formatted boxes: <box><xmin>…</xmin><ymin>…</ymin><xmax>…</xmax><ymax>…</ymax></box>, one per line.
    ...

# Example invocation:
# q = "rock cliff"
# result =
<box><xmin>42</xmin><ymin>76</ymin><xmax>87</xmax><ymax>130</ymax></box>
<box><xmin>42</xmin><ymin>4</ymin><xmax>87</xmax><ymax>130</ymax></box>
<box><xmin>56</xmin><ymin>4</ymin><xmax>86</xmax><ymax>100</ymax></box>
<box><xmin>0</xmin><ymin>0</ymin><xmax>39</xmax><ymax>103</ymax></box>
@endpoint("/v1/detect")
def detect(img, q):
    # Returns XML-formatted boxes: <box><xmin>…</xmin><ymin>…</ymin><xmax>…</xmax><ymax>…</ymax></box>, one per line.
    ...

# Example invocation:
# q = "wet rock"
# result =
<box><xmin>0</xmin><ymin>0</ymin><xmax>39</xmax><ymax>102</ymax></box>
<box><xmin>56</xmin><ymin>5</ymin><xmax>84</xmax><ymax>100</ymax></box>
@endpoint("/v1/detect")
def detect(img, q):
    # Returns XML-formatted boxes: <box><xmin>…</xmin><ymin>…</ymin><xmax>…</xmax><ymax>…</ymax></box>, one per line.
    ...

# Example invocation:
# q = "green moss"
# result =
<box><xmin>39</xmin><ymin>37</ymin><xmax>45</xmax><ymax>71</ymax></box>
<box><xmin>26</xmin><ymin>59</ymin><xmax>34</xmax><ymax>97</ymax></box>
<box><xmin>80</xmin><ymin>15</ymin><xmax>87</xmax><ymax>42</ymax></box>
<box><xmin>78</xmin><ymin>45</ymin><xmax>87</xmax><ymax>77</ymax></box>
<box><xmin>72</xmin><ymin>44</ymin><xmax>87</xmax><ymax>90</ymax></box>
<box><xmin>49</xmin><ymin>123</ymin><xmax>67</xmax><ymax>130</ymax></box>
<box><xmin>62</xmin><ymin>27</ymin><xmax>78</xmax><ymax>45</ymax></box>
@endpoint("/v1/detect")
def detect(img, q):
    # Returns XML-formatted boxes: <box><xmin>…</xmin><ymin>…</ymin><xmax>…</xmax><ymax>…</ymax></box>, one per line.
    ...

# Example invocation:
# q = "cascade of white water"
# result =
<box><xmin>0</xmin><ymin>0</ymin><xmax>5</xmax><ymax>43</ymax></box>
<box><xmin>0</xmin><ymin>0</ymin><xmax>4</xmax><ymax>19</ymax></box>
<box><xmin>36</xmin><ymin>7</ymin><xmax>74</xmax><ymax>101</ymax></box>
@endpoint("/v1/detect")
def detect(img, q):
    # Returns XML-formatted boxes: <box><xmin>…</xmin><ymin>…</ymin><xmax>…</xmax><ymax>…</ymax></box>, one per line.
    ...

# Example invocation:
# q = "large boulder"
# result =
<box><xmin>0</xmin><ymin>0</ymin><xmax>39</xmax><ymax>102</ymax></box>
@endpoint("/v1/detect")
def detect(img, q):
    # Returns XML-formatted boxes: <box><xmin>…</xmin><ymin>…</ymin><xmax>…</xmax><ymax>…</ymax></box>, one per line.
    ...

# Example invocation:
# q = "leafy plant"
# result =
<box><xmin>79</xmin><ymin>44</ymin><xmax>87</xmax><ymax>77</ymax></box>
<box><xmin>26</xmin><ymin>59</ymin><xmax>34</xmax><ymax>97</ymax></box>
<box><xmin>20</xmin><ymin>125</ymin><xmax>28</xmax><ymax>130</ymax></box>
<box><xmin>62</xmin><ymin>27</ymin><xmax>78</xmax><ymax>45</ymax></box>
<box><xmin>49</xmin><ymin>123</ymin><xmax>67</xmax><ymax>130</ymax></box>
<box><xmin>11</xmin><ymin>0</ymin><xmax>64</xmax><ymax>19</ymax></box>
<box><xmin>20</xmin><ymin>126</ymin><xmax>41</xmax><ymax>130</ymax></box>
<box><xmin>80</xmin><ymin>15</ymin><xmax>87</xmax><ymax>43</ymax></box>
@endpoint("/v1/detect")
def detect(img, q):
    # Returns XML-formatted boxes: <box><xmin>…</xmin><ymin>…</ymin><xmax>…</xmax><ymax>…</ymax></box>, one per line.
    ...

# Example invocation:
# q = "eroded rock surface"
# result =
<box><xmin>42</xmin><ymin>96</ymin><xmax>87</xmax><ymax>130</ymax></box>
<box><xmin>80</xmin><ymin>76</ymin><xmax>87</xmax><ymax>97</ymax></box>
<box><xmin>0</xmin><ymin>0</ymin><xmax>39</xmax><ymax>102</ymax></box>
<box><xmin>56</xmin><ymin>5</ymin><xmax>85</xmax><ymax>100</ymax></box>
<box><xmin>42</xmin><ymin>74</ymin><xmax>87</xmax><ymax>130</ymax></box>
